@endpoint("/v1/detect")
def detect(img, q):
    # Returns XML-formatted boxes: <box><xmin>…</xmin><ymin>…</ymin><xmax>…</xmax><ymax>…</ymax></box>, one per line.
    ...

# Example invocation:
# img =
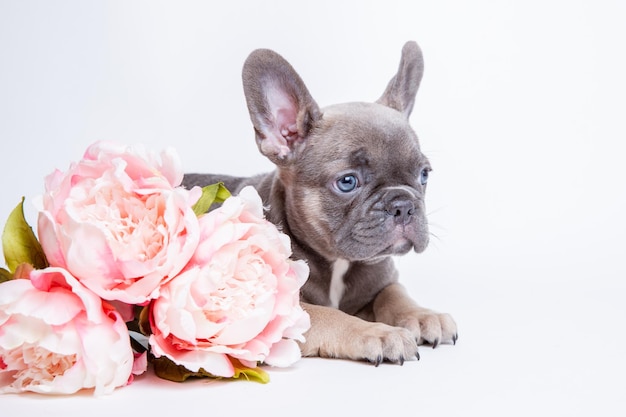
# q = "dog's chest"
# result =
<box><xmin>328</xmin><ymin>258</ymin><xmax>350</xmax><ymax>308</ymax></box>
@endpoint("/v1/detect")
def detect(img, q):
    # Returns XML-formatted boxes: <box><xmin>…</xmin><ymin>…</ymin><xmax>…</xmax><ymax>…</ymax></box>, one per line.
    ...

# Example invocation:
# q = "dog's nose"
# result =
<box><xmin>385</xmin><ymin>199</ymin><xmax>415</xmax><ymax>225</ymax></box>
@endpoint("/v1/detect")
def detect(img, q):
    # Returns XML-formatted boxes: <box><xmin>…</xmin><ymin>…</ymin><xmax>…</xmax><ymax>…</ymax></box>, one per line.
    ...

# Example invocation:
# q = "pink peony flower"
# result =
<box><xmin>148</xmin><ymin>186</ymin><xmax>310</xmax><ymax>377</ymax></box>
<box><xmin>37</xmin><ymin>141</ymin><xmax>201</xmax><ymax>304</ymax></box>
<box><xmin>0</xmin><ymin>267</ymin><xmax>134</xmax><ymax>395</ymax></box>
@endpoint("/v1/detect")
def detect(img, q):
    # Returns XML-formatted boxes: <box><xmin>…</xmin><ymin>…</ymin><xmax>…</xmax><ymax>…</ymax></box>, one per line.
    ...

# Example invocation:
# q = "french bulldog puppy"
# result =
<box><xmin>184</xmin><ymin>41</ymin><xmax>457</xmax><ymax>365</ymax></box>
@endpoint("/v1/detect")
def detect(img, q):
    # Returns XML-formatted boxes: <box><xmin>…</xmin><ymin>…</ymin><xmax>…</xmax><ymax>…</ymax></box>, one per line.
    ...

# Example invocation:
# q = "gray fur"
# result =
<box><xmin>183</xmin><ymin>41</ymin><xmax>457</xmax><ymax>364</ymax></box>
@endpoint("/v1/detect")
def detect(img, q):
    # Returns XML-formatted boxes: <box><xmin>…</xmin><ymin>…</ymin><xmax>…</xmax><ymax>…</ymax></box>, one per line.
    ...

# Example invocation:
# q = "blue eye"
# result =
<box><xmin>336</xmin><ymin>174</ymin><xmax>359</xmax><ymax>193</ymax></box>
<box><xmin>420</xmin><ymin>168</ymin><xmax>430</xmax><ymax>186</ymax></box>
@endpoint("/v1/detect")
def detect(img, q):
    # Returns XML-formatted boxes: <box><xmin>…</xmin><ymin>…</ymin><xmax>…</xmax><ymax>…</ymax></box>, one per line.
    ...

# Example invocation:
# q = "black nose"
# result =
<box><xmin>385</xmin><ymin>199</ymin><xmax>415</xmax><ymax>225</ymax></box>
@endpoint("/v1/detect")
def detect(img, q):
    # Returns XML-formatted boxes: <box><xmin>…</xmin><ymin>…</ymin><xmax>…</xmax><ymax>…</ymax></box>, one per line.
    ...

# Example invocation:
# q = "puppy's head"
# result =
<box><xmin>243</xmin><ymin>42</ymin><xmax>430</xmax><ymax>262</ymax></box>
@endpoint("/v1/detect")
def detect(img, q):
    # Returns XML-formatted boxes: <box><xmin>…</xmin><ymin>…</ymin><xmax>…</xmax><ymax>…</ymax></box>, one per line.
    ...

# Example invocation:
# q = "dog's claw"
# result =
<box><xmin>372</xmin><ymin>355</ymin><xmax>383</xmax><ymax>367</ymax></box>
<box><xmin>398</xmin><ymin>356</ymin><xmax>405</xmax><ymax>366</ymax></box>
<box><xmin>415</xmin><ymin>349</ymin><xmax>420</xmax><ymax>361</ymax></box>
<box><xmin>452</xmin><ymin>333</ymin><xmax>458</xmax><ymax>345</ymax></box>
<box><xmin>432</xmin><ymin>338</ymin><xmax>440</xmax><ymax>349</ymax></box>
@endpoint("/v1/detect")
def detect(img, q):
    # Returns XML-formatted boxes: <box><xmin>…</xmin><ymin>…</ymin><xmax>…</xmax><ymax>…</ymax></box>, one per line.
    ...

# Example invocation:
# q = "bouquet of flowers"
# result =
<box><xmin>0</xmin><ymin>141</ymin><xmax>310</xmax><ymax>395</ymax></box>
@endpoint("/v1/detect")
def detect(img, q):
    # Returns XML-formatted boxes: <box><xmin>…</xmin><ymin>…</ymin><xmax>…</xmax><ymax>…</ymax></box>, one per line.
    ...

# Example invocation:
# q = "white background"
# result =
<box><xmin>1</xmin><ymin>0</ymin><xmax>625</xmax><ymax>415</ymax></box>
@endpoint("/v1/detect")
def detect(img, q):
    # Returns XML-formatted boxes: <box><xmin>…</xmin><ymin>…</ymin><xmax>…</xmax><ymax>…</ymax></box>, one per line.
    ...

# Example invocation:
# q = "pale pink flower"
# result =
<box><xmin>148</xmin><ymin>186</ymin><xmax>310</xmax><ymax>377</ymax></box>
<box><xmin>0</xmin><ymin>267</ymin><xmax>134</xmax><ymax>395</ymax></box>
<box><xmin>37</xmin><ymin>141</ymin><xmax>201</xmax><ymax>304</ymax></box>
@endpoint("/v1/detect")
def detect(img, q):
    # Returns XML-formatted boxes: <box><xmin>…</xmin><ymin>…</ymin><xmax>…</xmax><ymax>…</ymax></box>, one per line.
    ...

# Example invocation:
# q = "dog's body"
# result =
<box><xmin>184</xmin><ymin>41</ymin><xmax>457</xmax><ymax>365</ymax></box>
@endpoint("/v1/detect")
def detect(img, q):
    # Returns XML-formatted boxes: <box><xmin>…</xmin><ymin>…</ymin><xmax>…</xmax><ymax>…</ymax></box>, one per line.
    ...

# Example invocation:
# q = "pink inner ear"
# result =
<box><xmin>266</xmin><ymin>86</ymin><xmax>297</xmax><ymax>130</ymax></box>
<box><xmin>263</xmin><ymin>85</ymin><xmax>300</xmax><ymax>158</ymax></box>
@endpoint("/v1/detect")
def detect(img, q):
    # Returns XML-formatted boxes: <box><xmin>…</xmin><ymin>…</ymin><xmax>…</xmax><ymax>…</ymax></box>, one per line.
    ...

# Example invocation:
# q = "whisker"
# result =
<box><xmin>427</xmin><ymin>220</ymin><xmax>447</xmax><ymax>232</ymax></box>
<box><xmin>429</xmin><ymin>231</ymin><xmax>442</xmax><ymax>242</ymax></box>
<box><xmin>426</xmin><ymin>205</ymin><xmax>446</xmax><ymax>217</ymax></box>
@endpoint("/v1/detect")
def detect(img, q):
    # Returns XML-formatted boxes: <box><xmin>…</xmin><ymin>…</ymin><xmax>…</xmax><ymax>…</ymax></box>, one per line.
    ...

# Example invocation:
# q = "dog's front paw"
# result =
<box><xmin>300</xmin><ymin>303</ymin><xmax>419</xmax><ymax>365</ymax></box>
<box><xmin>350</xmin><ymin>322</ymin><xmax>419</xmax><ymax>366</ymax></box>
<box><xmin>394</xmin><ymin>309</ymin><xmax>458</xmax><ymax>348</ymax></box>
<box><xmin>373</xmin><ymin>283</ymin><xmax>458</xmax><ymax>348</ymax></box>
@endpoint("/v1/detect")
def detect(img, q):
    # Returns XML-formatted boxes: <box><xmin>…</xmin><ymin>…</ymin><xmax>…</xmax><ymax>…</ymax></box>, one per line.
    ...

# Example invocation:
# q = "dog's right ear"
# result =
<box><xmin>242</xmin><ymin>49</ymin><xmax>322</xmax><ymax>165</ymax></box>
<box><xmin>377</xmin><ymin>41</ymin><xmax>424</xmax><ymax>118</ymax></box>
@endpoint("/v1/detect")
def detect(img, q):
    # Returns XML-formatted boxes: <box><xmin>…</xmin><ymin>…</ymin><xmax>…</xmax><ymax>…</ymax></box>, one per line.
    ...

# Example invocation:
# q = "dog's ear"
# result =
<box><xmin>377</xmin><ymin>41</ymin><xmax>424</xmax><ymax>118</ymax></box>
<box><xmin>242</xmin><ymin>49</ymin><xmax>322</xmax><ymax>165</ymax></box>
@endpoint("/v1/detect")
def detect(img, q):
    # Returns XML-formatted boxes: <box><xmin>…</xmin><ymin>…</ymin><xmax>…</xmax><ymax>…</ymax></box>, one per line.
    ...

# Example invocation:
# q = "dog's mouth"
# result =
<box><xmin>336</xmin><ymin>217</ymin><xmax>429</xmax><ymax>261</ymax></box>
<box><xmin>387</xmin><ymin>237</ymin><xmax>414</xmax><ymax>255</ymax></box>
<box><xmin>386</xmin><ymin>223</ymin><xmax>429</xmax><ymax>254</ymax></box>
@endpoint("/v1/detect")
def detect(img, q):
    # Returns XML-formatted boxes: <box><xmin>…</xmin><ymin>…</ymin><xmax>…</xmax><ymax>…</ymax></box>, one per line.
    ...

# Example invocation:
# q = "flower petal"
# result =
<box><xmin>263</xmin><ymin>339</ymin><xmax>302</xmax><ymax>368</ymax></box>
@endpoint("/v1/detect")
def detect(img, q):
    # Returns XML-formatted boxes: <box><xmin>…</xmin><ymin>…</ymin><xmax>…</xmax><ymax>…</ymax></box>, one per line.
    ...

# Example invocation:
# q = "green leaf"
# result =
<box><xmin>0</xmin><ymin>267</ymin><xmax>12</xmax><ymax>283</ymax></box>
<box><xmin>231</xmin><ymin>359</ymin><xmax>270</xmax><ymax>384</ymax></box>
<box><xmin>138</xmin><ymin>304</ymin><xmax>152</xmax><ymax>336</ymax></box>
<box><xmin>2</xmin><ymin>198</ymin><xmax>48</xmax><ymax>273</ymax></box>
<box><xmin>152</xmin><ymin>356</ymin><xmax>269</xmax><ymax>384</ymax></box>
<box><xmin>192</xmin><ymin>183</ymin><xmax>231</xmax><ymax>216</ymax></box>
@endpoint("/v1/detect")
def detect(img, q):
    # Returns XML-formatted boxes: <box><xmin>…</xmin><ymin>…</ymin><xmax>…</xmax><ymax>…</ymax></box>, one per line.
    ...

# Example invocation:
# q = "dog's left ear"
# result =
<box><xmin>377</xmin><ymin>41</ymin><xmax>424</xmax><ymax>118</ymax></box>
<box><xmin>242</xmin><ymin>49</ymin><xmax>322</xmax><ymax>165</ymax></box>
